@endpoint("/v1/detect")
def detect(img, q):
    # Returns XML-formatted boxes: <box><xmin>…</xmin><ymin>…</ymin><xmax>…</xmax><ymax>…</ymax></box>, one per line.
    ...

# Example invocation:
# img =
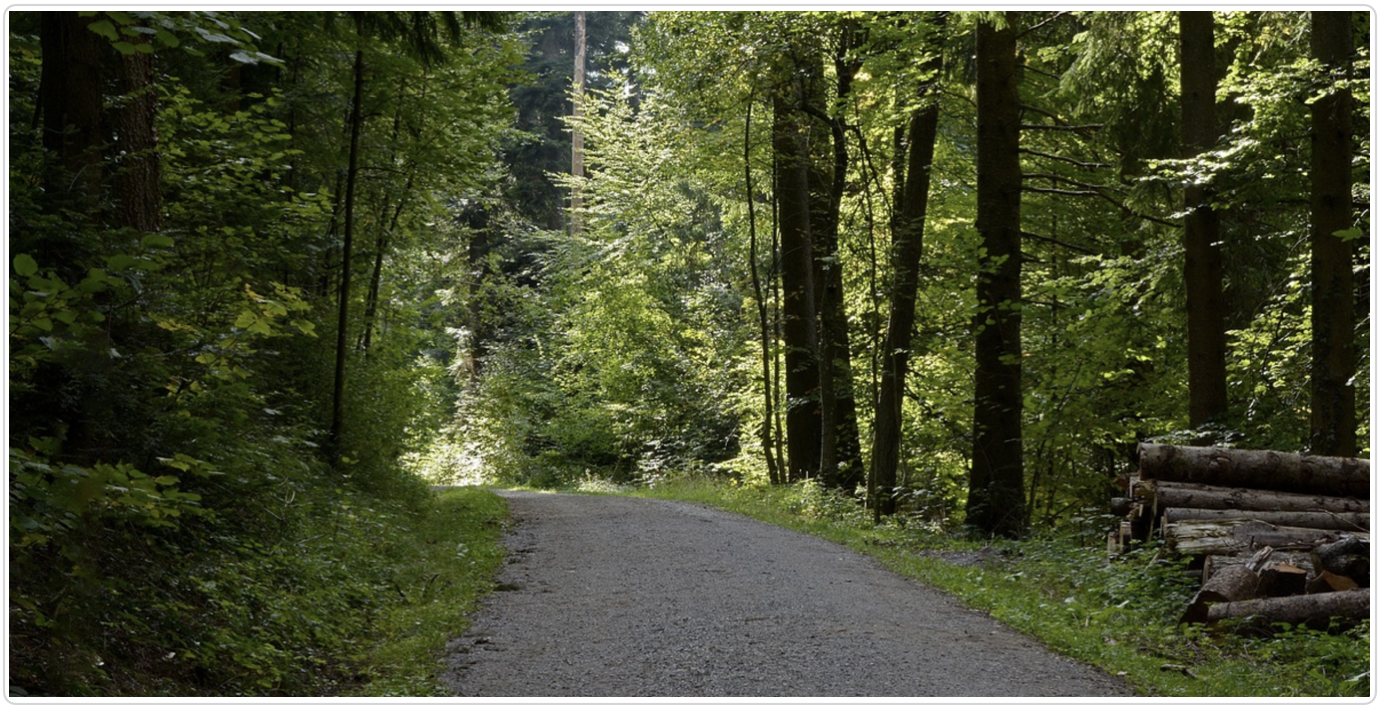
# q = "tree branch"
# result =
<box><xmin>1022</xmin><ymin>230</ymin><xmax>1097</xmax><ymax>255</ymax></box>
<box><xmin>1020</xmin><ymin>147</ymin><xmax>1111</xmax><ymax>170</ymax></box>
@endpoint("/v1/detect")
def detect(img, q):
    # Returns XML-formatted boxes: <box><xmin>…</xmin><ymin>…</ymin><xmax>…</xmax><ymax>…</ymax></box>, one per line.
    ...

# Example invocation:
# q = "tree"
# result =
<box><xmin>1179</xmin><ymin>10</ymin><xmax>1228</xmax><ymax>431</ymax></box>
<box><xmin>774</xmin><ymin>54</ymin><xmax>823</xmax><ymax>482</ymax></box>
<box><xmin>967</xmin><ymin>12</ymin><xmax>1026</xmax><ymax>537</ymax></box>
<box><xmin>870</xmin><ymin>14</ymin><xmax>946</xmax><ymax>518</ymax></box>
<box><xmin>1308</xmin><ymin>10</ymin><xmax>1357</xmax><ymax>456</ymax></box>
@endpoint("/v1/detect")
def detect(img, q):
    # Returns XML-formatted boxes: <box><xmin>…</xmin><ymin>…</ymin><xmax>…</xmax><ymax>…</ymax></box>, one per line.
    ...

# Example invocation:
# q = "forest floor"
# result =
<box><xmin>438</xmin><ymin>490</ymin><xmax>1136</xmax><ymax>697</ymax></box>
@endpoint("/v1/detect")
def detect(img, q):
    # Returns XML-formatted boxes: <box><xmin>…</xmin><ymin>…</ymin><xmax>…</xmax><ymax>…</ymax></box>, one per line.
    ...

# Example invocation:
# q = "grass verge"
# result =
<box><xmin>343</xmin><ymin>486</ymin><xmax>509</xmax><ymax>697</ymax></box>
<box><xmin>621</xmin><ymin>476</ymin><xmax>1370</xmax><ymax>698</ymax></box>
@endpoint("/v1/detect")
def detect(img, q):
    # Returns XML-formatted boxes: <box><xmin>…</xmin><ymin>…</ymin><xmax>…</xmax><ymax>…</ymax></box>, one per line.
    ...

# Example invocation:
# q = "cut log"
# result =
<box><xmin>1160</xmin><ymin>507</ymin><xmax>1368</xmax><ymax>532</ymax></box>
<box><xmin>1138</xmin><ymin>480</ymin><xmax>1369</xmax><ymax>516</ymax></box>
<box><xmin>1164</xmin><ymin>519</ymin><xmax>1363</xmax><ymax>557</ymax></box>
<box><xmin>1203</xmin><ymin>588</ymin><xmax>1369</xmax><ymax>631</ymax></box>
<box><xmin>1181</xmin><ymin>564</ymin><xmax>1262</xmax><ymax>623</ymax></box>
<box><xmin>1311</xmin><ymin>536</ymin><xmax>1369</xmax><ymax>587</ymax></box>
<box><xmin>1204</xmin><ymin>551</ymin><xmax>1314</xmax><ymax>582</ymax></box>
<box><xmin>1257</xmin><ymin>563</ymin><xmax>1309</xmax><ymax>597</ymax></box>
<box><xmin>1138</xmin><ymin>444</ymin><xmax>1369</xmax><ymax>497</ymax></box>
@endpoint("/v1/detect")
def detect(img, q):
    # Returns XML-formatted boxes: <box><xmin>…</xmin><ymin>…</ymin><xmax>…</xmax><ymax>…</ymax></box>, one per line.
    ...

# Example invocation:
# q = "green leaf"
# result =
<box><xmin>13</xmin><ymin>254</ymin><xmax>38</xmax><ymax>277</ymax></box>
<box><xmin>88</xmin><ymin>20</ymin><xmax>119</xmax><ymax>41</ymax></box>
<box><xmin>112</xmin><ymin>41</ymin><xmax>138</xmax><ymax>56</ymax></box>
<box><xmin>107</xmin><ymin>254</ymin><xmax>138</xmax><ymax>271</ymax></box>
<box><xmin>1334</xmin><ymin>227</ymin><xmax>1364</xmax><ymax>242</ymax></box>
<box><xmin>141</xmin><ymin>233</ymin><xmax>175</xmax><ymax>249</ymax></box>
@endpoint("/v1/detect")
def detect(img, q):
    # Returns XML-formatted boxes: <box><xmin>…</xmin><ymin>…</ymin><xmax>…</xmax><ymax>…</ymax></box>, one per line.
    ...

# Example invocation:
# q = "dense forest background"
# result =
<box><xmin>6</xmin><ymin>9</ymin><xmax>1371</xmax><ymax>695</ymax></box>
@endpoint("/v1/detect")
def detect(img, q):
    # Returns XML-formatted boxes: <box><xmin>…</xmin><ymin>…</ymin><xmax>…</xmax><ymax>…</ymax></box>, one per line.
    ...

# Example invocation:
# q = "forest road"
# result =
<box><xmin>439</xmin><ymin>490</ymin><xmax>1136</xmax><ymax>698</ymax></box>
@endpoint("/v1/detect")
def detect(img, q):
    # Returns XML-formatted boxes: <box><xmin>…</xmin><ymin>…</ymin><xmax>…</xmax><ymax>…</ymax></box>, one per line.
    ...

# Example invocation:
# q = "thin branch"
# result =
<box><xmin>1018</xmin><ymin>11</ymin><xmax>1070</xmax><ymax>39</ymax></box>
<box><xmin>1022</xmin><ymin>230</ymin><xmax>1097</xmax><ymax>255</ymax></box>
<box><xmin>1019</xmin><ymin>147</ymin><xmax>1110</xmax><ymax>170</ymax></box>
<box><xmin>1021</xmin><ymin>122</ymin><xmax>1103</xmax><ymax>133</ymax></box>
<box><xmin>1023</xmin><ymin>186</ymin><xmax>1101</xmax><ymax>198</ymax></box>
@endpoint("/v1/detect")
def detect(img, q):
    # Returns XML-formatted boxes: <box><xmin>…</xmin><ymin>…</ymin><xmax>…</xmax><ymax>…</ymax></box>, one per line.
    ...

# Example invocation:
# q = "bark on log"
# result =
<box><xmin>1182</xmin><ymin>564</ymin><xmax>1261</xmax><ymax>623</ymax></box>
<box><xmin>1161</xmin><ymin>507</ymin><xmax>1368</xmax><ymax>532</ymax></box>
<box><xmin>1138</xmin><ymin>479</ymin><xmax>1369</xmax><ymax>515</ymax></box>
<box><xmin>1138</xmin><ymin>444</ymin><xmax>1369</xmax><ymax>497</ymax></box>
<box><xmin>1204</xmin><ymin>552</ymin><xmax>1313</xmax><ymax>582</ymax></box>
<box><xmin>1311</xmin><ymin>536</ymin><xmax>1369</xmax><ymax>587</ymax></box>
<box><xmin>1164</xmin><ymin>520</ymin><xmax>1362</xmax><ymax>557</ymax></box>
<box><xmin>1202</xmin><ymin>588</ymin><xmax>1369</xmax><ymax>631</ymax></box>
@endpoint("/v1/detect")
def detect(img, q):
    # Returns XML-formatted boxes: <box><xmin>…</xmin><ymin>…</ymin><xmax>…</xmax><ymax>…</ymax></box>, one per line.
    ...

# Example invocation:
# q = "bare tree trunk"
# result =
<box><xmin>1308</xmin><ymin>10</ymin><xmax>1357</xmax><ymax>457</ymax></box>
<box><xmin>110</xmin><ymin>36</ymin><xmax>162</xmax><ymax>233</ymax></box>
<box><xmin>968</xmin><ymin>13</ymin><xmax>1025</xmax><ymax>538</ymax></box>
<box><xmin>1179</xmin><ymin>11</ymin><xmax>1228</xmax><ymax>431</ymax></box>
<box><xmin>570</xmin><ymin>10</ymin><xmax>587</xmax><ymax>238</ymax></box>
<box><xmin>329</xmin><ymin>49</ymin><xmax>366</xmax><ymax>464</ymax></box>
<box><xmin>871</xmin><ymin>14</ymin><xmax>945</xmax><ymax>517</ymax></box>
<box><xmin>774</xmin><ymin>76</ymin><xmax>821</xmax><ymax>482</ymax></box>
<box><xmin>746</xmin><ymin>93</ymin><xmax>782</xmax><ymax>485</ymax></box>
<box><xmin>39</xmin><ymin>12</ymin><xmax>106</xmax><ymax>215</ymax></box>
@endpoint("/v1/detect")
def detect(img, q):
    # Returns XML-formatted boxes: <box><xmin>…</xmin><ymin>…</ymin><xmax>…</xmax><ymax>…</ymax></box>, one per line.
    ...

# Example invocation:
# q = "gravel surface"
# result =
<box><xmin>440</xmin><ymin>490</ymin><xmax>1136</xmax><ymax>698</ymax></box>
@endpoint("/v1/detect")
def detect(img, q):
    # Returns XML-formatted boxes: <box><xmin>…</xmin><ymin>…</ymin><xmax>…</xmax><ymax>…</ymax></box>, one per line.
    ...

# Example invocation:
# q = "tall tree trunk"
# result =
<box><xmin>746</xmin><ymin>94</ymin><xmax>783</xmax><ymax>485</ymax></box>
<box><xmin>813</xmin><ymin>21</ymin><xmax>864</xmax><ymax>492</ymax></box>
<box><xmin>967</xmin><ymin>13</ymin><xmax>1026</xmax><ymax>538</ymax></box>
<box><xmin>1179</xmin><ymin>11</ymin><xmax>1228</xmax><ymax>431</ymax></box>
<box><xmin>570</xmin><ymin>10</ymin><xmax>587</xmax><ymax>238</ymax></box>
<box><xmin>871</xmin><ymin>16</ymin><xmax>945</xmax><ymax>518</ymax></box>
<box><xmin>110</xmin><ymin>36</ymin><xmax>162</xmax><ymax>233</ymax></box>
<box><xmin>774</xmin><ymin>77</ymin><xmax>821</xmax><ymax>482</ymax></box>
<box><xmin>1308</xmin><ymin>10</ymin><xmax>1357</xmax><ymax>457</ymax></box>
<box><xmin>39</xmin><ymin>12</ymin><xmax>106</xmax><ymax>215</ymax></box>
<box><xmin>329</xmin><ymin>49</ymin><xmax>366</xmax><ymax>463</ymax></box>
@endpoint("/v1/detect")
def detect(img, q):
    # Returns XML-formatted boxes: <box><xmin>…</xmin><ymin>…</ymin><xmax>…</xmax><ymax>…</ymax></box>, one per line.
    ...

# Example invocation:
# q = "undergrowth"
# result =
<box><xmin>625</xmin><ymin>476</ymin><xmax>1372</xmax><ymax>698</ymax></box>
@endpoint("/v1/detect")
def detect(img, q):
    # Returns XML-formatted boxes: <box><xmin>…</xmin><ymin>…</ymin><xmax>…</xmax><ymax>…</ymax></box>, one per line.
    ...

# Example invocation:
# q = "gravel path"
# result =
<box><xmin>440</xmin><ymin>491</ymin><xmax>1135</xmax><ymax>698</ymax></box>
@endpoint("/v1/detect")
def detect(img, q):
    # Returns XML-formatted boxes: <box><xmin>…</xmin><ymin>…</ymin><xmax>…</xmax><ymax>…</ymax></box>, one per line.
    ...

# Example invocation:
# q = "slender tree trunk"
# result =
<box><xmin>329</xmin><ymin>49</ymin><xmax>366</xmax><ymax>463</ymax></box>
<box><xmin>746</xmin><ymin>94</ymin><xmax>782</xmax><ymax>485</ymax></box>
<box><xmin>1308</xmin><ymin>10</ymin><xmax>1357</xmax><ymax>457</ymax></box>
<box><xmin>871</xmin><ymin>16</ymin><xmax>945</xmax><ymax>517</ymax></box>
<box><xmin>1179</xmin><ymin>11</ymin><xmax>1228</xmax><ymax>431</ymax></box>
<box><xmin>774</xmin><ymin>77</ymin><xmax>821</xmax><ymax>482</ymax></box>
<box><xmin>967</xmin><ymin>13</ymin><xmax>1026</xmax><ymax>538</ymax></box>
<box><xmin>570</xmin><ymin>10</ymin><xmax>586</xmax><ymax>238</ymax></box>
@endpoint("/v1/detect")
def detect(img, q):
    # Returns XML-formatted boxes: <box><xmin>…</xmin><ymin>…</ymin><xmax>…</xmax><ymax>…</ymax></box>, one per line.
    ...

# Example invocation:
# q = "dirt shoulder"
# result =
<box><xmin>440</xmin><ymin>490</ymin><xmax>1136</xmax><ymax>698</ymax></box>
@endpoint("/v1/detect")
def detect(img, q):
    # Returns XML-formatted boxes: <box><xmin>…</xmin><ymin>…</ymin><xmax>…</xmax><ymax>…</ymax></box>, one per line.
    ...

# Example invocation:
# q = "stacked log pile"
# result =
<box><xmin>1110</xmin><ymin>444</ymin><xmax>1370</xmax><ymax>631</ymax></box>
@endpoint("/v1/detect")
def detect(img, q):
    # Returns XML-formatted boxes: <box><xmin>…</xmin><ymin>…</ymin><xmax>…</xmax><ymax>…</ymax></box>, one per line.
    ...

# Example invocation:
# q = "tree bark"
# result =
<box><xmin>1164</xmin><ymin>519</ymin><xmax>1361</xmax><ymax>557</ymax></box>
<box><xmin>1139</xmin><ymin>479</ymin><xmax>1369</xmax><ymax>516</ymax></box>
<box><xmin>746</xmin><ymin>93</ymin><xmax>782</xmax><ymax>485</ymax></box>
<box><xmin>967</xmin><ymin>12</ymin><xmax>1025</xmax><ymax>537</ymax></box>
<box><xmin>1138</xmin><ymin>443</ymin><xmax>1369</xmax><ymax>498</ymax></box>
<box><xmin>1179</xmin><ymin>10</ymin><xmax>1228</xmax><ymax>430</ymax></box>
<box><xmin>110</xmin><ymin>37</ymin><xmax>162</xmax><ymax>233</ymax></box>
<box><xmin>329</xmin><ymin>48</ymin><xmax>366</xmax><ymax>463</ymax></box>
<box><xmin>1308</xmin><ymin>10</ymin><xmax>1357</xmax><ymax>457</ymax></box>
<box><xmin>570</xmin><ymin>10</ymin><xmax>587</xmax><ymax>238</ymax></box>
<box><xmin>1203</xmin><ymin>588</ymin><xmax>1368</xmax><ymax>631</ymax></box>
<box><xmin>774</xmin><ymin>76</ymin><xmax>821</xmax><ymax>482</ymax></box>
<box><xmin>39</xmin><ymin>12</ymin><xmax>106</xmax><ymax>212</ymax></box>
<box><xmin>871</xmin><ymin>15</ymin><xmax>945</xmax><ymax>517</ymax></box>
<box><xmin>1161</xmin><ymin>507</ymin><xmax>1368</xmax><ymax>533</ymax></box>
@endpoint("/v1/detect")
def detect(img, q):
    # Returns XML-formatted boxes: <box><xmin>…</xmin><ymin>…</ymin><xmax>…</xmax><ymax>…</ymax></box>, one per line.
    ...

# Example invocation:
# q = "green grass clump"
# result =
<box><xmin>627</xmin><ymin>477</ymin><xmax>1371</xmax><ymax>698</ymax></box>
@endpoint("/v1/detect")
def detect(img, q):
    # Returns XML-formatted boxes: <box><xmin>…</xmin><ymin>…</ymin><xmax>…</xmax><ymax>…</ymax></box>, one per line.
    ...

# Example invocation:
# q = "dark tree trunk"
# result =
<box><xmin>814</xmin><ymin>20</ymin><xmax>865</xmax><ymax>492</ymax></box>
<box><xmin>871</xmin><ymin>15</ymin><xmax>945</xmax><ymax>517</ymax></box>
<box><xmin>1308</xmin><ymin>10</ymin><xmax>1357</xmax><ymax>457</ymax></box>
<box><xmin>39</xmin><ymin>12</ymin><xmax>106</xmax><ymax>211</ymax></box>
<box><xmin>329</xmin><ymin>49</ymin><xmax>366</xmax><ymax>463</ymax></box>
<box><xmin>774</xmin><ymin>78</ymin><xmax>821</xmax><ymax>482</ymax></box>
<box><xmin>967</xmin><ymin>13</ymin><xmax>1026</xmax><ymax>538</ymax></box>
<box><xmin>1179</xmin><ymin>10</ymin><xmax>1228</xmax><ymax>431</ymax></box>
<box><xmin>110</xmin><ymin>38</ymin><xmax>162</xmax><ymax>233</ymax></box>
<box><xmin>746</xmin><ymin>94</ymin><xmax>782</xmax><ymax>485</ymax></box>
